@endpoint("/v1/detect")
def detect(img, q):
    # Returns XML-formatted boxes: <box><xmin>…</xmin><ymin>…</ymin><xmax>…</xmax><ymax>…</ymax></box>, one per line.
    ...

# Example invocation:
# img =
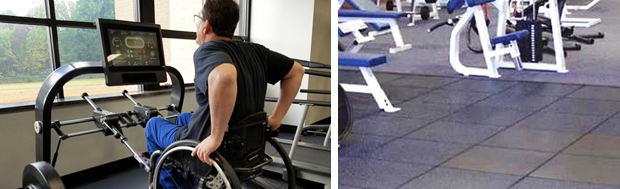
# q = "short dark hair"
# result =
<box><xmin>200</xmin><ymin>0</ymin><xmax>239</xmax><ymax>38</ymax></box>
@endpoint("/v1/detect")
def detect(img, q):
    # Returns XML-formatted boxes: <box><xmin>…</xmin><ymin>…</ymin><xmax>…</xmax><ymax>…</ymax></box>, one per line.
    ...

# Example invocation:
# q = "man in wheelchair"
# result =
<box><xmin>144</xmin><ymin>0</ymin><xmax>305</xmax><ymax>188</ymax></box>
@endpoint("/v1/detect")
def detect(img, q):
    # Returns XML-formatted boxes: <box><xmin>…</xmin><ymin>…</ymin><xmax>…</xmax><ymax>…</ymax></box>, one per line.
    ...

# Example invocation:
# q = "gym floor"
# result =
<box><xmin>338</xmin><ymin>71</ymin><xmax>620</xmax><ymax>188</ymax></box>
<box><xmin>341</xmin><ymin>0</ymin><xmax>620</xmax><ymax>86</ymax></box>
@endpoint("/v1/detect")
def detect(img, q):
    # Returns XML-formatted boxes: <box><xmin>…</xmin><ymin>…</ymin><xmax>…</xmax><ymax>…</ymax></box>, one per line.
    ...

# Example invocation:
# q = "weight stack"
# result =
<box><xmin>516</xmin><ymin>21</ymin><xmax>543</xmax><ymax>62</ymax></box>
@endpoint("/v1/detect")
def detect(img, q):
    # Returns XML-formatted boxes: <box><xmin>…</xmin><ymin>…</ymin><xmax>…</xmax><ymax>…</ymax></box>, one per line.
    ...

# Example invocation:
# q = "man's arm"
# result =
<box><xmin>269</xmin><ymin>62</ymin><xmax>305</xmax><ymax>130</ymax></box>
<box><xmin>192</xmin><ymin>63</ymin><xmax>237</xmax><ymax>165</ymax></box>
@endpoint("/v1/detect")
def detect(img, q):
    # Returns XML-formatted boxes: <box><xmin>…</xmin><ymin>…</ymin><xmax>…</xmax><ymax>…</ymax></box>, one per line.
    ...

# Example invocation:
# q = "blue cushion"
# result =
<box><xmin>338</xmin><ymin>10</ymin><xmax>408</xmax><ymax>19</ymax></box>
<box><xmin>344</xmin><ymin>0</ymin><xmax>381</xmax><ymax>11</ymax></box>
<box><xmin>491</xmin><ymin>30</ymin><xmax>530</xmax><ymax>45</ymax></box>
<box><xmin>447</xmin><ymin>0</ymin><xmax>465</xmax><ymax>13</ymax></box>
<box><xmin>467</xmin><ymin>0</ymin><xmax>496</xmax><ymax>6</ymax></box>
<box><xmin>338</xmin><ymin>52</ymin><xmax>387</xmax><ymax>67</ymax></box>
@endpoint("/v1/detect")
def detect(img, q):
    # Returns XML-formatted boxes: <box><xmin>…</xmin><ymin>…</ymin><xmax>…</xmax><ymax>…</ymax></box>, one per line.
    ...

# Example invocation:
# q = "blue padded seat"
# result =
<box><xmin>338</xmin><ymin>52</ymin><xmax>387</xmax><ymax>67</ymax></box>
<box><xmin>491</xmin><ymin>30</ymin><xmax>529</xmax><ymax>45</ymax></box>
<box><xmin>342</xmin><ymin>0</ymin><xmax>407</xmax><ymax>32</ymax></box>
<box><xmin>338</xmin><ymin>10</ymin><xmax>408</xmax><ymax>19</ymax></box>
<box><xmin>338</xmin><ymin>10</ymin><xmax>406</xmax><ymax>31</ymax></box>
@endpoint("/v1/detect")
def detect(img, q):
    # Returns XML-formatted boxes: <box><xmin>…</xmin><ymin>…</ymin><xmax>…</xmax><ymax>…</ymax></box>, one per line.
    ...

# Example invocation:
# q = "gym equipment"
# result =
<box><xmin>384</xmin><ymin>0</ymin><xmax>440</xmax><ymax>26</ymax></box>
<box><xmin>339</xmin><ymin>19</ymin><xmax>376</xmax><ymax>53</ymax></box>
<box><xmin>508</xmin><ymin>0</ymin><xmax>604</xmax><ymax>59</ymax></box>
<box><xmin>534</xmin><ymin>0</ymin><xmax>602</xmax><ymax>28</ymax></box>
<box><xmin>339</xmin><ymin>0</ymin><xmax>412</xmax><ymax>53</ymax></box>
<box><xmin>565</xmin><ymin>0</ymin><xmax>601</xmax><ymax>10</ymax></box>
<box><xmin>338</xmin><ymin>84</ymin><xmax>352</xmax><ymax>142</ymax></box>
<box><xmin>264</xmin><ymin>79</ymin><xmax>332</xmax><ymax>188</ymax></box>
<box><xmin>431</xmin><ymin>0</ymin><xmax>567</xmax><ymax>78</ymax></box>
<box><xmin>22</xmin><ymin>162</ymin><xmax>65</xmax><ymax>189</ymax></box>
<box><xmin>22</xmin><ymin>18</ymin><xmax>296</xmax><ymax>189</ymax></box>
<box><xmin>338</xmin><ymin>52</ymin><xmax>401</xmax><ymax>112</ymax></box>
<box><xmin>338</xmin><ymin>20</ymin><xmax>400</xmax><ymax>112</ymax></box>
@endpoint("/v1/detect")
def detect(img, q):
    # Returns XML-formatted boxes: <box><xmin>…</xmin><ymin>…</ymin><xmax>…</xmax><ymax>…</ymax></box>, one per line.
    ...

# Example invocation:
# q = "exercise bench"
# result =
<box><xmin>338</xmin><ymin>6</ymin><xmax>411</xmax><ymax>53</ymax></box>
<box><xmin>338</xmin><ymin>52</ymin><xmax>400</xmax><ymax>112</ymax></box>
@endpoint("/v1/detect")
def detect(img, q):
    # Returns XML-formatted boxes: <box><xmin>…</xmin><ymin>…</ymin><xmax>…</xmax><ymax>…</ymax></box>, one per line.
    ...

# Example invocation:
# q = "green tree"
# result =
<box><xmin>0</xmin><ymin>28</ymin><xmax>18</xmax><ymax>82</ymax></box>
<box><xmin>23</xmin><ymin>27</ymin><xmax>50</xmax><ymax>80</ymax></box>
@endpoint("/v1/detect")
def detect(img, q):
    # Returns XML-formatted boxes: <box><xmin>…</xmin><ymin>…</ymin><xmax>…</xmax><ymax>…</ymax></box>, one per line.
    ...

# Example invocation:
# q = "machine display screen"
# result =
<box><xmin>106</xmin><ymin>29</ymin><xmax>161</xmax><ymax>67</ymax></box>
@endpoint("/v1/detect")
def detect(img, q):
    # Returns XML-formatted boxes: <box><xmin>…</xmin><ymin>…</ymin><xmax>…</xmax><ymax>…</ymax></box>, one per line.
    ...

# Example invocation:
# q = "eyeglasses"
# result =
<box><xmin>194</xmin><ymin>14</ymin><xmax>204</xmax><ymax>24</ymax></box>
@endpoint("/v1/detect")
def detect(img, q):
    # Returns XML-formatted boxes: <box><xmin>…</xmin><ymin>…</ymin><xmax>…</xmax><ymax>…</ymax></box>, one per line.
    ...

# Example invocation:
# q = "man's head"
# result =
<box><xmin>195</xmin><ymin>0</ymin><xmax>239</xmax><ymax>44</ymax></box>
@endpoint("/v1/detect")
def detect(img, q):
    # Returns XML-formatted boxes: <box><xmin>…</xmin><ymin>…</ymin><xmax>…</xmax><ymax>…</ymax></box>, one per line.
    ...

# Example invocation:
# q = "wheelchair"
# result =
<box><xmin>149</xmin><ymin>112</ymin><xmax>297</xmax><ymax>189</ymax></box>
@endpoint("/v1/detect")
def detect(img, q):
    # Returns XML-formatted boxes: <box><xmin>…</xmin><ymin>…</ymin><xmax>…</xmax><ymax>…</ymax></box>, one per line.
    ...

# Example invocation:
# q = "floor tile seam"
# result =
<box><xmin>394</xmin><ymin>166</ymin><xmax>525</xmax><ymax>189</ymax></box>
<box><xmin>507</xmin><ymin>86</ymin><xmax>620</xmax><ymax>188</ymax></box>
<box><xmin>393</xmin><ymin>81</ymin><xmax>527</xmax><ymax>189</ymax></box>
<box><xmin>390</xmin><ymin>77</ymin><xmax>465</xmax><ymax>105</ymax></box>
<box><xmin>377</xmin><ymin>136</ymin><xmax>477</xmax><ymax>147</ymax></box>
<box><xmin>476</xmin><ymin>143</ymin><xmax>567</xmax><ymax>154</ymax></box>
<box><xmin>556</xmin><ymin>152</ymin><xmax>620</xmax><ymax>162</ymax></box>
<box><xmin>508</xmin><ymin>126</ymin><xmax>599</xmax><ymax>135</ymax></box>
<box><xmin>340</xmin><ymin>155</ymin><xmax>438</xmax><ymax>168</ymax></box>
<box><xmin>563</xmin><ymin>96</ymin><xmax>620</xmax><ymax>103</ymax></box>
<box><xmin>522</xmin><ymin>175</ymin><xmax>620</xmax><ymax>188</ymax></box>
<box><xmin>404</xmin><ymin>132</ymin><xmax>498</xmax><ymax>145</ymax></box>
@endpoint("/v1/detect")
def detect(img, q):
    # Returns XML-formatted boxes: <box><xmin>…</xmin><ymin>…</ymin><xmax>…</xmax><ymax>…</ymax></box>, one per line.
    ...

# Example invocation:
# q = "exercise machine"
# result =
<box><xmin>21</xmin><ymin>18</ymin><xmax>296</xmax><ymax>189</ymax></box>
<box><xmin>429</xmin><ymin>0</ymin><xmax>567</xmax><ymax>78</ymax></box>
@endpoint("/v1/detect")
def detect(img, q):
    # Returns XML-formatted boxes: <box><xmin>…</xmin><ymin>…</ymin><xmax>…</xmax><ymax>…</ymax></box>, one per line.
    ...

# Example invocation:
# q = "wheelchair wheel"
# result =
<box><xmin>152</xmin><ymin>140</ymin><xmax>242</xmax><ymax>189</ymax></box>
<box><xmin>338</xmin><ymin>84</ymin><xmax>352</xmax><ymax>141</ymax></box>
<box><xmin>267</xmin><ymin>137</ymin><xmax>296</xmax><ymax>189</ymax></box>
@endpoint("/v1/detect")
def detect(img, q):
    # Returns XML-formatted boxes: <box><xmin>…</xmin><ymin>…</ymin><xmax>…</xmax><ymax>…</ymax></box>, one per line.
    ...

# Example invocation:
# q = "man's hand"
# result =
<box><xmin>268</xmin><ymin>115</ymin><xmax>283</xmax><ymax>131</ymax></box>
<box><xmin>191</xmin><ymin>135</ymin><xmax>224</xmax><ymax>165</ymax></box>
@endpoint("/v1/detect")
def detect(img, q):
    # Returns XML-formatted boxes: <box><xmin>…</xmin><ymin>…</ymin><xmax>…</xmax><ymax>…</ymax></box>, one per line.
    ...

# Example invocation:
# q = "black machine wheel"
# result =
<box><xmin>267</xmin><ymin>137</ymin><xmax>297</xmax><ymax>189</ymax></box>
<box><xmin>22</xmin><ymin>161</ymin><xmax>65</xmax><ymax>189</ymax></box>
<box><xmin>338</xmin><ymin>84</ymin><xmax>352</xmax><ymax>141</ymax></box>
<box><xmin>420</xmin><ymin>6</ymin><xmax>431</xmax><ymax>20</ymax></box>
<box><xmin>153</xmin><ymin>140</ymin><xmax>242</xmax><ymax>189</ymax></box>
<box><xmin>386</xmin><ymin>0</ymin><xmax>395</xmax><ymax>11</ymax></box>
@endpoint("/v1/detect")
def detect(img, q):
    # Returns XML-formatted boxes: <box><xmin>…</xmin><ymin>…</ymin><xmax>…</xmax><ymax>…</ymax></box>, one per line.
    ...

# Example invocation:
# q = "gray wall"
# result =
<box><xmin>0</xmin><ymin>91</ymin><xmax>199</xmax><ymax>188</ymax></box>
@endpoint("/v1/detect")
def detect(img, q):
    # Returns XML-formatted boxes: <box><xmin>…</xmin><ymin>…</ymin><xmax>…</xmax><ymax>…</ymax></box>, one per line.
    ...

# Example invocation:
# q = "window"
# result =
<box><xmin>163</xmin><ymin>38</ymin><xmax>198</xmax><ymax>84</ymax></box>
<box><xmin>0</xmin><ymin>23</ymin><xmax>51</xmax><ymax>104</ymax></box>
<box><xmin>0</xmin><ymin>0</ymin><xmax>135</xmax><ymax>105</ymax></box>
<box><xmin>0</xmin><ymin>0</ymin><xmax>46</xmax><ymax>18</ymax></box>
<box><xmin>54</xmin><ymin>0</ymin><xmax>135</xmax><ymax>22</ymax></box>
<box><xmin>155</xmin><ymin>0</ymin><xmax>203</xmax><ymax>32</ymax></box>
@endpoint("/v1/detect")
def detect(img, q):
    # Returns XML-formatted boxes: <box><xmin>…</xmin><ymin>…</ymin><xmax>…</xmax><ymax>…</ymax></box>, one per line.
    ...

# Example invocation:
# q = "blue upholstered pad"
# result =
<box><xmin>338</xmin><ymin>52</ymin><xmax>387</xmax><ymax>67</ymax></box>
<box><xmin>338</xmin><ymin>10</ymin><xmax>408</xmax><ymax>19</ymax></box>
<box><xmin>491</xmin><ymin>30</ymin><xmax>530</xmax><ymax>45</ymax></box>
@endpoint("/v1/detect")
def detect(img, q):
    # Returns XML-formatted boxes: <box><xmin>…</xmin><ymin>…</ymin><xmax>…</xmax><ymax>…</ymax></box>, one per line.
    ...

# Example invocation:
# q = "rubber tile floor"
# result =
<box><xmin>339</xmin><ymin>70</ymin><xmax>620</xmax><ymax>189</ymax></box>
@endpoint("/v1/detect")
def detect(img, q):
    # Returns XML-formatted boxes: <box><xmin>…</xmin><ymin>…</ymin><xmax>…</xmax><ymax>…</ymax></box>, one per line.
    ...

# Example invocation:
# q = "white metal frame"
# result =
<box><xmin>339</xmin><ymin>0</ymin><xmax>412</xmax><ymax>53</ymax></box>
<box><xmin>340</xmin><ymin>67</ymin><xmax>401</xmax><ymax>112</ymax></box>
<box><xmin>566</xmin><ymin>0</ymin><xmax>601</xmax><ymax>10</ymax></box>
<box><xmin>339</xmin><ymin>20</ymin><xmax>401</xmax><ymax>112</ymax></box>
<box><xmin>448</xmin><ymin>0</ymin><xmax>568</xmax><ymax>78</ymax></box>
<box><xmin>338</xmin><ymin>16</ymin><xmax>412</xmax><ymax>53</ymax></box>
<box><xmin>539</xmin><ymin>1</ymin><xmax>601</xmax><ymax>28</ymax></box>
